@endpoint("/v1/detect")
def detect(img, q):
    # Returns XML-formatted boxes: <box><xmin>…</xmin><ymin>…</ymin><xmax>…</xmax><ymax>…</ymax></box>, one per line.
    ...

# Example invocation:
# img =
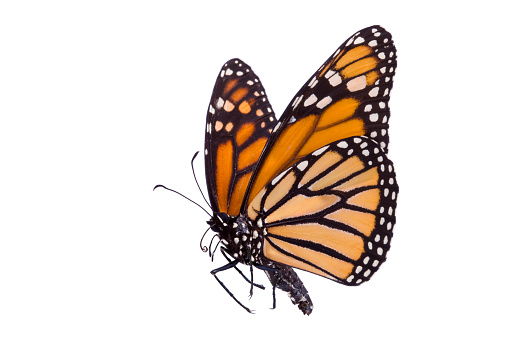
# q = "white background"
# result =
<box><xmin>1</xmin><ymin>1</ymin><xmax>508</xmax><ymax>338</ymax></box>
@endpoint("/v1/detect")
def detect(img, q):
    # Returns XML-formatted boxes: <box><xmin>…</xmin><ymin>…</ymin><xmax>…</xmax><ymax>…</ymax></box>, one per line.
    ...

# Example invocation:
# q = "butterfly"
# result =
<box><xmin>165</xmin><ymin>25</ymin><xmax>398</xmax><ymax>315</ymax></box>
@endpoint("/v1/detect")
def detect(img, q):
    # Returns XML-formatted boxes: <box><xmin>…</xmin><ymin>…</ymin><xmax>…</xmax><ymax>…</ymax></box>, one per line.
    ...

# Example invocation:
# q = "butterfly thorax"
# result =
<box><xmin>207</xmin><ymin>213</ymin><xmax>264</xmax><ymax>264</ymax></box>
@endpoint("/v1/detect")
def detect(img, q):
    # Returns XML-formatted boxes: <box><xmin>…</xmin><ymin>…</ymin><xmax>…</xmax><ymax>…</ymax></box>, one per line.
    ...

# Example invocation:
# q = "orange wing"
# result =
<box><xmin>242</xmin><ymin>25</ymin><xmax>397</xmax><ymax>210</ymax></box>
<box><xmin>205</xmin><ymin>59</ymin><xmax>277</xmax><ymax>215</ymax></box>
<box><xmin>248</xmin><ymin>136</ymin><xmax>398</xmax><ymax>285</ymax></box>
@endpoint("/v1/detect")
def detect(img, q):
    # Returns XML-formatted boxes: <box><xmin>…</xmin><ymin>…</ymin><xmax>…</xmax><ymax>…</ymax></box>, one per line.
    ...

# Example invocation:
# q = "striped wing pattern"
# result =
<box><xmin>205</xmin><ymin>59</ymin><xmax>277</xmax><ymax>215</ymax></box>
<box><xmin>248</xmin><ymin>136</ymin><xmax>398</xmax><ymax>285</ymax></box>
<box><xmin>244</xmin><ymin>25</ymin><xmax>397</xmax><ymax>209</ymax></box>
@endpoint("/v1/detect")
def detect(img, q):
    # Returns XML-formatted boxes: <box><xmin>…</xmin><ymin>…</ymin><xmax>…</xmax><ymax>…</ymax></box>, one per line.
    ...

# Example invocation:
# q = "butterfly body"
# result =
<box><xmin>180</xmin><ymin>25</ymin><xmax>399</xmax><ymax>314</ymax></box>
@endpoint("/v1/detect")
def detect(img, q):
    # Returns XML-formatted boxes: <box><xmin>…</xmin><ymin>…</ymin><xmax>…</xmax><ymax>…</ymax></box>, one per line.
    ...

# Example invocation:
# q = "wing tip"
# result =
<box><xmin>221</xmin><ymin>58</ymin><xmax>250</xmax><ymax>70</ymax></box>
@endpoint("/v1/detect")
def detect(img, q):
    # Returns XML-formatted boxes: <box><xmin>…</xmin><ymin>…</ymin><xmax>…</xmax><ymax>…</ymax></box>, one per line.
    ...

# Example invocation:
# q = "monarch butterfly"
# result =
<box><xmin>158</xmin><ymin>25</ymin><xmax>398</xmax><ymax>315</ymax></box>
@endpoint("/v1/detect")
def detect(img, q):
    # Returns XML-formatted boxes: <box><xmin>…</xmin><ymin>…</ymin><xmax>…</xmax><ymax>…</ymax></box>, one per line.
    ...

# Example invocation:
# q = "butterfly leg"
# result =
<box><xmin>272</xmin><ymin>275</ymin><xmax>278</xmax><ymax>310</ymax></box>
<box><xmin>247</xmin><ymin>251</ymin><xmax>279</xmax><ymax>298</ymax></box>
<box><xmin>249</xmin><ymin>262</ymin><xmax>254</xmax><ymax>298</ymax></box>
<box><xmin>219</xmin><ymin>247</ymin><xmax>265</xmax><ymax>290</ymax></box>
<box><xmin>210</xmin><ymin>259</ymin><xmax>253</xmax><ymax>313</ymax></box>
<box><xmin>251</xmin><ymin>262</ymin><xmax>279</xmax><ymax>309</ymax></box>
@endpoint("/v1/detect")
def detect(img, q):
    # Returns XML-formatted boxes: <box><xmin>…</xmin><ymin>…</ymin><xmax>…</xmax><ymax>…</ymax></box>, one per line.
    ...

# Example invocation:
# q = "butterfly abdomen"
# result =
<box><xmin>260</xmin><ymin>257</ymin><xmax>314</xmax><ymax>315</ymax></box>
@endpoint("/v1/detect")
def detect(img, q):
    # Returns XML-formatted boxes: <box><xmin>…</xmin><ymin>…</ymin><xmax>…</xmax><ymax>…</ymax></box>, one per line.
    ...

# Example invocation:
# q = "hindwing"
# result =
<box><xmin>248</xmin><ymin>136</ymin><xmax>398</xmax><ymax>285</ymax></box>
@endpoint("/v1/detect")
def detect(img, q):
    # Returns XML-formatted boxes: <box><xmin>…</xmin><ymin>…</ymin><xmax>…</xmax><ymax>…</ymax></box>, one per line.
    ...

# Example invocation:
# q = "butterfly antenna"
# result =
<box><xmin>153</xmin><ymin>184</ymin><xmax>212</xmax><ymax>217</ymax></box>
<box><xmin>191</xmin><ymin>151</ymin><xmax>212</xmax><ymax>209</ymax></box>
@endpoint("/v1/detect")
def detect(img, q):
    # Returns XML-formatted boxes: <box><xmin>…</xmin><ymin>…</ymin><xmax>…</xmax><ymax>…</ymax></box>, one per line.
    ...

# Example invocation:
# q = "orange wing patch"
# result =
<box><xmin>315</xmin><ymin>98</ymin><xmax>359</xmax><ymax>129</ymax></box>
<box><xmin>347</xmin><ymin>188</ymin><xmax>380</xmax><ymax>211</ymax></box>
<box><xmin>239</xmin><ymin>100</ymin><xmax>251</xmax><ymax>114</ymax></box>
<box><xmin>222</xmin><ymin>78</ymin><xmax>238</xmax><ymax>95</ymax></box>
<box><xmin>264</xmin><ymin>171</ymin><xmax>297</xmax><ymax>211</ymax></box>
<box><xmin>263</xmin><ymin>239</ymin><xmax>340</xmax><ymax>280</ymax></box>
<box><xmin>268</xmin><ymin>223</ymin><xmax>365</xmax><ymax>260</ymax></box>
<box><xmin>237</xmin><ymin>137</ymin><xmax>267</xmax><ymax>171</ymax></box>
<box><xmin>228</xmin><ymin>171</ymin><xmax>253</xmax><ymax>215</ymax></box>
<box><xmin>236</xmin><ymin>123</ymin><xmax>255</xmax><ymax>146</ymax></box>
<box><xmin>265</xmin><ymin>194</ymin><xmax>341</xmax><ymax>224</ymax></box>
<box><xmin>231</xmin><ymin>87</ymin><xmax>249</xmax><ymax>103</ymax></box>
<box><xmin>296</xmin><ymin>119</ymin><xmax>365</xmax><ymax>157</ymax></box>
<box><xmin>324</xmin><ymin>208</ymin><xmax>376</xmax><ymax>237</ymax></box>
<box><xmin>248</xmin><ymin>115</ymin><xmax>318</xmax><ymax>202</ymax></box>
<box><xmin>264</xmin><ymin>237</ymin><xmax>355</xmax><ymax>280</ymax></box>
<box><xmin>309</xmin><ymin>156</ymin><xmax>364</xmax><ymax>191</ymax></box>
<box><xmin>335</xmin><ymin>45</ymin><xmax>372</xmax><ymax>71</ymax></box>
<box><xmin>334</xmin><ymin>166</ymin><xmax>379</xmax><ymax>191</ymax></box>
<box><xmin>215</xmin><ymin>140</ymin><xmax>233</xmax><ymax>213</ymax></box>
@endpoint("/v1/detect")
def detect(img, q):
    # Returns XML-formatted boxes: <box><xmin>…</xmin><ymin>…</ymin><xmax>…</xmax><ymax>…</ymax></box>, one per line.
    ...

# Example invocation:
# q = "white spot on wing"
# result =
<box><xmin>369</xmin><ymin>87</ymin><xmax>379</xmax><ymax>97</ymax></box>
<box><xmin>297</xmin><ymin>161</ymin><xmax>308</xmax><ymax>171</ymax></box>
<box><xmin>308</xmin><ymin>76</ymin><xmax>318</xmax><ymax>88</ymax></box>
<box><xmin>292</xmin><ymin>95</ymin><xmax>303</xmax><ymax>110</ymax></box>
<box><xmin>312</xmin><ymin>145</ymin><xmax>329</xmax><ymax>156</ymax></box>
<box><xmin>354</xmin><ymin>37</ymin><xmax>365</xmax><ymax>44</ymax></box>
<box><xmin>328</xmin><ymin>73</ymin><xmax>342</xmax><ymax>87</ymax></box>
<box><xmin>347</xmin><ymin>75</ymin><xmax>367</xmax><ymax>92</ymax></box>
<box><xmin>271</xmin><ymin>167</ymin><xmax>291</xmax><ymax>185</ymax></box>
<box><xmin>325</xmin><ymin>70</ymin><xmax>335</xmax><ymax>79</ymax></box>
<box><xmin>304</xmin><ymin>94</ymin><xmax>317</xmax><ymax>107</ymax></box>
<box><xmin>316</xmin><ymin>96</ymin><xmax>332</xmax><ymax>109</ymax></box>
<box><xmin>216</xmin><ymin>97</ymin><xmax>224</xmax><ymax>109</ymax></box>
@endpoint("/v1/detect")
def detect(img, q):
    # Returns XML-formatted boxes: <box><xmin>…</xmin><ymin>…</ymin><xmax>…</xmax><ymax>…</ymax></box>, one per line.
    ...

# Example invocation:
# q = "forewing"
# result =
<box><xmin>248</xmin><ymin>136</ymin><xmax>398</xmax><ymax>285</ymax></box>
<box><xmin>205</xmin><ymin>59</ymin><xmax>277</xmax><ymax>215</ymax></box>
<box><xmin>243</xmin><ymin>25</ymin><xmax>397</xmax><ymax>208</ymax></box>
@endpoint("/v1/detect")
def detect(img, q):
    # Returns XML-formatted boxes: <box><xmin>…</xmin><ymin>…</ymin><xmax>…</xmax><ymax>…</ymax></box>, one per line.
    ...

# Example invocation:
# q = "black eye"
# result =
<box><xmin>217</xmin><ymin>212</ymin><xmax>230</xmax><ymax>224</ymax></box>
